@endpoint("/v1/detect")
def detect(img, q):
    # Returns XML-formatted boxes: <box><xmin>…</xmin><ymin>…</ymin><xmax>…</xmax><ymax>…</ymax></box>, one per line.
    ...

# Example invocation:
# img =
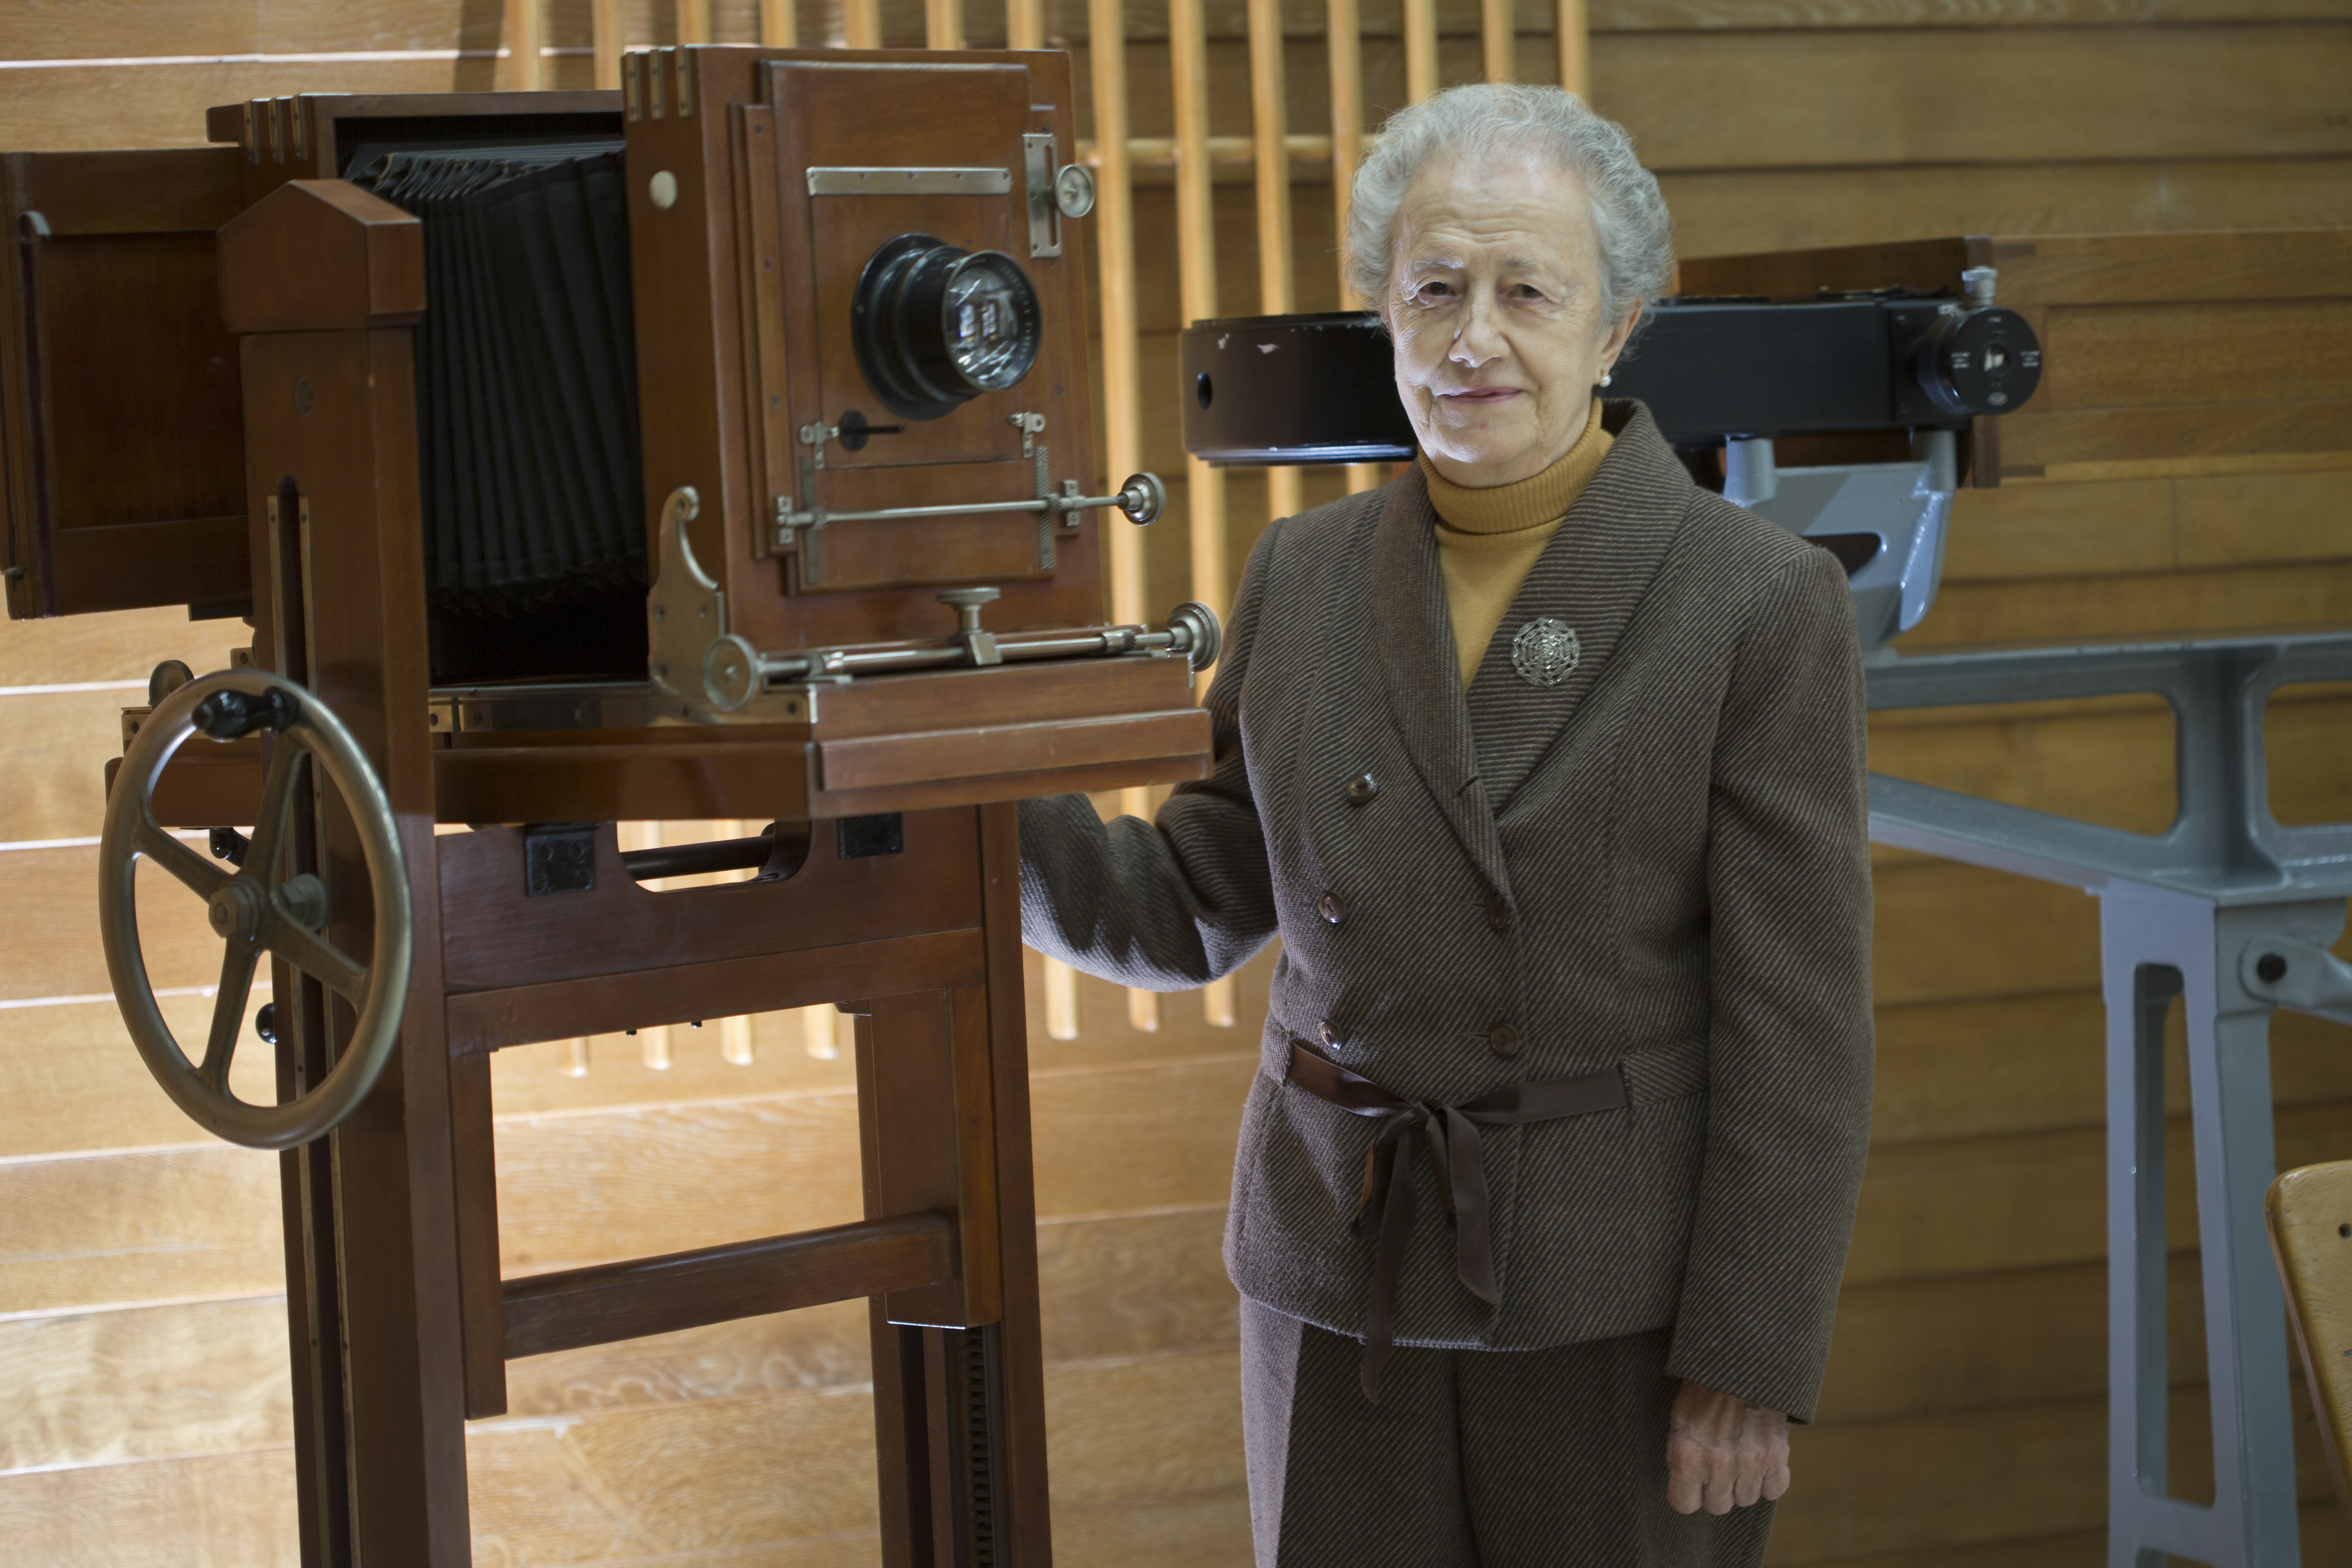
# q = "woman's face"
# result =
<box><xmin>1384</xmin><ymin>153</ymin><xmax>1637</xmax><ymax>488</ymax></box>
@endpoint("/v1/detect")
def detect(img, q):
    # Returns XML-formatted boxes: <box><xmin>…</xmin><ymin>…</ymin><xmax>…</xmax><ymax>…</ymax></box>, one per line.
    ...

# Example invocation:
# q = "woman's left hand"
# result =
<box><xmin>1665</xmin><ymin>1378</ymin><xmax>1791</xmax><ymax>1515</ymax></box>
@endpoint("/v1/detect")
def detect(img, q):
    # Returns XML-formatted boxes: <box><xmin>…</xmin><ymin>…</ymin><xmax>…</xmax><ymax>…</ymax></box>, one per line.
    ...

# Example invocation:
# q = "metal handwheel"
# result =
<box><xmin>99</xmin><ymin>669</ymin><xmax>411</xmax><ymax>1150</ymax></box>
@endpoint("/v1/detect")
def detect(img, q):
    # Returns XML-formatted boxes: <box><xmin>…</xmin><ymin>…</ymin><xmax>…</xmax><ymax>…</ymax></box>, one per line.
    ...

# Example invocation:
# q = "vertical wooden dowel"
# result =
<box><xmin>925</xmin><ymin>0</ymin><xmax>964</xmax><ymax>49</ymax></box>
<box><xmin>844</xmin><ymin>0</ymin><xmax>882</xmax><ymax>48</ymax></box>
<box><xmin>1174</xmin><ymin>0</ymin><xmax>1232</xmax><ymax>1036</ymax></box>
<box><xmin>1170</xmin><ymin>0</ymin><xmax>1227</xmax><ymax>625</ymax></box>
<box><xmin>1092</xmin><ymin>0</ymin><xmax>1156</xmax><ymax>1035</ymax></box>
<box><xmin>1405</xmin><ymin>0</ymin><xmax>1438</xmax><ymax>103</ymax></box>
<box><xmin>801</xmin><ymin>1004</ymin><xmax>840</xmax><ymax>1059</ymax></box>
<box><xmin>591</xmin><ymin>0</ymin><xmax>627</xmax><ymax>88</ymax></box>
<box><xmin>1007</xmin><ymin>0</ymin><xmax>1045</xmax><ymax>50</ymax></box>
<box><xmin>560</xmin><ymin>1037</ymin><xmax>591</xmax><ymax>1077</ymax></box>
<box><xmin>501</xmin><ymin>0</ymin><xmax>545</xmax><ymax>90</ymax></box>
<box><xmin>1227</xmin><ymin>0</ymin><xmax>1290</xmax><ymax>1032</ymax></box>
<box><xmin>1327</xmin><ymin>0</ymin><xmax>1363</xmax><ymax>286</ymax></box>
<box><xmin>1482</xmin><ymin>0</ymin><xmax>1512</xmax><ymax>82</ymax></box>
<box><xmin>1249</xmin><ymin>0</ymin><xmax>1305</xmax><ymax>520</ymax></box>
<box><xmin>676</xmin><ymin>0</ymin><xmax>714</xmax><ymax>45</ymax></box>
<box><xmin>1087</xmin><ymin>0</ymin><xmax>1146</xmax><ymax>632</ymax></box>
<box><xmin>1556</xmin><ymin>0</ymin><xmax>1589</xmax><ymax>95</ymax></box>
<box><xmin>721</xmin><ymin>1015</ymin><xmax>755</xmax><ymax>1065</ymax></box>
<box><xmin>1043</xmin><ymin>955</ymin><xmax>1080</xmax><ymax>1040</ymax></box>
<box><xmin>639</xmin><ymin>1023</ymin><xmax>673</xmax><ymax>1070</ymax></box>
<box><xmin>1330</xmin><ymin>0</ymin><xmax>1384</xmax><ymax>497</ymax></box>
<box><xmin>760</xmin><ymin>0</ymin><xmax>798</xmax><ymax>46</ymax></box>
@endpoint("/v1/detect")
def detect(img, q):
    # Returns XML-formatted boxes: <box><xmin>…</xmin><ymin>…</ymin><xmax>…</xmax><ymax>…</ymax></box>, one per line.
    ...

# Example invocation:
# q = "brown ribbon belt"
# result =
<box><xmin>1285</xmin><ymin>1040</ymin><xmax>1632</xmax><ymax>1402</ymax></box>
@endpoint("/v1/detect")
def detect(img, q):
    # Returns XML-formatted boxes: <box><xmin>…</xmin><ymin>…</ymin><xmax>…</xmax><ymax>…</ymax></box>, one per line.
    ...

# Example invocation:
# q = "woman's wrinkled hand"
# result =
<box><xmin>1665</xmin><ymin>1378</ymin><xmax>1791</xmax><ymax>1515</ymax></box>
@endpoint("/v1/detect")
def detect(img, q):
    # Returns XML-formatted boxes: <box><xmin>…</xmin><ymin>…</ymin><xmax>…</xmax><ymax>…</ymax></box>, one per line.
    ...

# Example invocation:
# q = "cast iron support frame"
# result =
<box><xmin>1867</xmin><ymin>630</ymin><xmax>2352</xmax><ymax>1568</ymax></box>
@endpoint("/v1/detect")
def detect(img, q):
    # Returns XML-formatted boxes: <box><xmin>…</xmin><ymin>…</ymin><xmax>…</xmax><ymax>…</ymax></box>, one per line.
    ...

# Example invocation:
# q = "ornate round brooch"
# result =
<box><xmin>1511</xmin><ymin>617</ymin><xmax>1581</xmax><ymax>688</ymax></box>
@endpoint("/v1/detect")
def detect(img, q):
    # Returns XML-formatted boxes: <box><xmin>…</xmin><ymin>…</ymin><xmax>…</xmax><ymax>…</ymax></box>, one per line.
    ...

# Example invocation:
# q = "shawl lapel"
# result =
<box><xmin>1365</xmin><ymin>466</ymin><xmax>1514</xmax><ymax>904</ymax></box>
<box><xmin>1462</xmin><ymin>401</ymin><xmax>1694</xmax><ymax>814</ymax></box>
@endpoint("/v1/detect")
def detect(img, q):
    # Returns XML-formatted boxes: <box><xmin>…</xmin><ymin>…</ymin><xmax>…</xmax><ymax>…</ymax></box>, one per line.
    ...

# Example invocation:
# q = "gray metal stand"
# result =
<box><xmin>1867</xmin><ymin>632</ymin><xmax>2352</xmax><ymax>1568</ymax></box>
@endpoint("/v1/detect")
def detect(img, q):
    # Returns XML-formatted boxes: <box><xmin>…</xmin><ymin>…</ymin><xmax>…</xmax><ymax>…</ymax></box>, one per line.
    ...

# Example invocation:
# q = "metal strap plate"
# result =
<box><xmin>806</xmin><ymin>166</ymin><xmax>1011</xmax><ymax>196</ymax></box>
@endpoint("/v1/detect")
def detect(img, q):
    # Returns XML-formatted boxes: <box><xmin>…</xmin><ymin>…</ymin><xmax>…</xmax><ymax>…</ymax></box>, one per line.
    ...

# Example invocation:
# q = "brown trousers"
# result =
<box><xmin>1240</xmin><ymin>1299</ymin><xmax>1777</xmax><ymax>1568</ymax></box>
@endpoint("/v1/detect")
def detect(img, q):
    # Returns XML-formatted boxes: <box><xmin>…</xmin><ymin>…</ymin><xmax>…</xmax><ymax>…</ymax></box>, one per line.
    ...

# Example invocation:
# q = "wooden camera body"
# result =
<box><xmin>3</xmin><ymin>47</ymin><xmax>1211</xmax><ymax>1566</ymax></box>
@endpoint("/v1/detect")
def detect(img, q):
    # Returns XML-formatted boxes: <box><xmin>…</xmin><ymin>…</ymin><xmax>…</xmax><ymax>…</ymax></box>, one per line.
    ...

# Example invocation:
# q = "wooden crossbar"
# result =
<box><xmin>503</xmin><ymin>1212</ymin><xmax>957</xmax><ymax>1360</ymax></box>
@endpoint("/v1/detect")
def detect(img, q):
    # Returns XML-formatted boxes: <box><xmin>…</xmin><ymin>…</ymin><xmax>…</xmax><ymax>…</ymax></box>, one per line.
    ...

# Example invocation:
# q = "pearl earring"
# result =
<box><xmin>1599</xmin><ymin>372</ymin><xmax>1612</xmax><ymax>388</ymax></box>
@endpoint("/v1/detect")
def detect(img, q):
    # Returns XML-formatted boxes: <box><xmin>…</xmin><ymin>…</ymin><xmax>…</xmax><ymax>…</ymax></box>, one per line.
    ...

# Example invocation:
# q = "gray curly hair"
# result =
<box><xmin>1344</xmin><ymin>83</ymin><xmax>1675</xmax><ymax>332</ymax></box>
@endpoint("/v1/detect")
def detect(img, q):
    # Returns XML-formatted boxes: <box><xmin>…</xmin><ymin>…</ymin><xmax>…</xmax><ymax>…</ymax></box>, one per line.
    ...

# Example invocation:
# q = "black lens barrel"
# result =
<box><xmin>852</xmin><ymin>233</ymin><xmax>1041</xmax><ymax>421</ymax></box>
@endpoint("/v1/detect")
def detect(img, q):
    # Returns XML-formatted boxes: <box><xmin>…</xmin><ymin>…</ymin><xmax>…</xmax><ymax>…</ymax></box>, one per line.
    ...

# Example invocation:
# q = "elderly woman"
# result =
<box><xmin>1020</xmin><ymin>83</ymin><xmax>1872</xmax><ymax>1566</ymax></box>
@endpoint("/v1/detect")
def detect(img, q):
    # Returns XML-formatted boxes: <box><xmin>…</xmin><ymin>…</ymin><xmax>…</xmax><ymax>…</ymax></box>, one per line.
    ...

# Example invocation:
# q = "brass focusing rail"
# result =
<box><xmin>756</xmin><ymin>598</ymin><xmax>1220</xmax><ymax>685</ymax></box>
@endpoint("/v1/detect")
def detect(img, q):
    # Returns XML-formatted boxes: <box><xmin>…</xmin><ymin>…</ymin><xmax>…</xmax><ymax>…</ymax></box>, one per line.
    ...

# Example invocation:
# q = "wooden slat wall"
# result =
<box><xmin>3</xmin><ymin>3</ymin><xmax>2350</xmax><ymax>1565</ymax></box>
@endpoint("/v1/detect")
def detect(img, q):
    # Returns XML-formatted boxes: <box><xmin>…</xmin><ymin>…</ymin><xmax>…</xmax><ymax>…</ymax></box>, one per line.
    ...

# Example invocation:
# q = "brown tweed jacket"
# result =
<box><xmin>1018</xmin><ymin>400</ymin><xmax>1873</xmax><ymax>1422</ymax></box>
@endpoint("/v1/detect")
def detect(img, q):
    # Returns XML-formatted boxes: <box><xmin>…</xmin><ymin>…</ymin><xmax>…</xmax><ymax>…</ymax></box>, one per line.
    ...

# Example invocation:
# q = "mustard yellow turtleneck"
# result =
<box><xmin>1420</xmin><ymin>398</ymin><xmax>1611</xmax><ymax>689</ymax></box>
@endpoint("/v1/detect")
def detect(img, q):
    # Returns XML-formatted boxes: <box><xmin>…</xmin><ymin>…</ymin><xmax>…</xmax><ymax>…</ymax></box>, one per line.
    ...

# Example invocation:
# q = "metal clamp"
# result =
<box><xmin>938</xmin><ymin>588</ymin><xmax>1004</xmax><ymax>667</ymax></box>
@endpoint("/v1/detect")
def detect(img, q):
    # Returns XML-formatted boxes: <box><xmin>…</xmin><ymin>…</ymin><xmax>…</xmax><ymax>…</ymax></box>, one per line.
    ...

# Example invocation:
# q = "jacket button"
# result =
<box><xmin>1319</xmin><ymin>1018</ymin><xmax>1342</xmax><ymax>1048</ymax></box>
<box><xmin>1347</xmin><ymin>772</ymin><xmax>1379</xmax><ymax>805</ymax></box>
<box><xmin>1487</xmin><ymin>1024</ymin><xmax>1519</xmax><ymax>1058</ymax></box>
<box><xmin>1487</xmin><ymin>901</ymin><xmax>1510</xmax><ymax>933</ymax></box>
<box><xmin>1318</xmin><ymin>891</ymin><xmax>1345</xmax><ymax>925</ymax></box>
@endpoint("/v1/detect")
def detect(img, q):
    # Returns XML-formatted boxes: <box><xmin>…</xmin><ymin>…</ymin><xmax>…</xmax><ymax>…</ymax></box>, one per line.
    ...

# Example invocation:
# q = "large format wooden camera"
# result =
<box><xmin>3</xmin><ymin>47</ymin><xmax>1211</xmax><ymax>1565</ymax></box>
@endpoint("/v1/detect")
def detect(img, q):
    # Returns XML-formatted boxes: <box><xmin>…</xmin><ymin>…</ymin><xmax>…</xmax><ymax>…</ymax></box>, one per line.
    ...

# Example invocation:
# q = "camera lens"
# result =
<box><xmin>852</xmin><ymin>234</ymin><xmax>1042</xmax><ymax>421</ymax></box>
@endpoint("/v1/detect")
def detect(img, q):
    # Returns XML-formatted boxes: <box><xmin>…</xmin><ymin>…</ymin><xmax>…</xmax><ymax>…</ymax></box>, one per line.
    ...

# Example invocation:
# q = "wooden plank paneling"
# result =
<box><xmin>0</xmin><ymin>604</ymin><xmax>238</xmax><ymax>687</ymax></box>
<box><xmin>1030</xmin><ymin>1053</ymin><xmax>1255</xmax><ymax>1216</ymax></box>
<box><xmin>1870</xmin><ymin>693</ymin><xmax>2177</xmax><ymax>835</ymax></box>
<box><xmin>0</xmin><ymin>1445</ymin><xmax>299</xmax><ymax>1568</ymax></box>
<box><xmin>0</xmin><ymin>61</ymin><xmax>476</xmax><ymax>152</ymax></box>
<box><xmin>2179</xmin><ymin>467</ymin><xmax>2352</xmax><ymax>567</ymax></box>
<box><xmin>2045</xmin><ymin>299</ymin><xmax>2352</xmax><ymax>411</ymax></box>
<box><xmin>1873</xmin><ymin>990</ymin><xmax>2352</xmax><ymax>1144</ymax></box>
<box><xmin>0</xmin><ymin>1211</ymin><xmax>1232</xmax><ymax>1478</ymax></box>
<box><xmin>1870</xmin><ymin>860</ymin><xmax>2099</xmax><ymax>1008</ymax></box>
<box><xmin>0</xmin><ymin>845</ymin><xmax>224</xmax><ymax>1002</ymax></box>
<box><xmin>0</xmin><ymin>692</ymin><xmax>141</xmax><ymax>843</ymax></box>
<box><xmin>1813</xmin><ymin>1257</ymin><xmax>2204</xmax><ymax>1426</ymax></box>
<box><xmin>0</xmin><ymin>1</ymin><xmax>501</xmax><ymax>59</ymax></box>
<box><xmin>1595</xmin><ymin>26</ymin><xmax>2352</xmax><ymax>170</ymax></box>
<box><xmin>0</xmin><ymin>1294</ymin><xmax>290</xmax><ymax>1470</ymax></box>
<box><xmin>1053</xmin><ymin>1493</ymin><xmax>1254</xmax><ymax>1568</ymax></box>
<box><xmin>466</xmin><ymin>1385</ymin><xmax>883</xmax><ymax>1557</ymax></box>
<box><xmin>0</xmin><ymin>994</ymin><xmax>275</xmax><ymax>1159</ymax></box>
<box><xmin>1943</xmin><ymin>476</ymin><xmax>2177</xmax><ymax>583</ymax></box>
<box><xmin>1908</xmin><ymin>556</ymin><xmax>2352</xmax><ymax>648</ymax></box>
<box><xmin>1036</xmin><ymin>1205</ymin><xmax>1237</xmax><ymax>1360</ymax></box>
<box><xmin>1845</xmin><ymin>1100</ymin><xmax>2352</xmax><ymax>1286</ymax></box>
<box><xmin>1664</xmin><ymin>158</ymin><xmax>2352</xmax><ymax>259</ymax></box>
<box><xmin>1770</xmin><ymin>1383</ymin><xmax>2345</xmax><ymax>1562</ymax></box>
<box><xmin>0</xmin><ymin>1145</ymin><xmax>280</xmax><ymax>1315</ymax></box>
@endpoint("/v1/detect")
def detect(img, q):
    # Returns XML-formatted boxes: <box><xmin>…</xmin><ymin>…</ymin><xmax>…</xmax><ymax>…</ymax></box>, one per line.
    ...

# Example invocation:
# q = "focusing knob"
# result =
<box><xmin>1163</xmin><ymin>601</ymin><xmax>1222</xmax><ymax>673</ymax></box>
<box><xmin>1116</xmin><ymin>472</ymin><xmax>1166</xmax><ymax>526</ymax></box>
<box><xmin>192</xmin><ymin>685</ymin><xmax>300</xmax><ymax>741</ymax></box>
<box><xmin>1053</xmin><ymin>163</ymin><xmax>1097</xmax><ymax>220</ymax></box>
<box><xmin>1917</xmin><ymin>306</ymin><xmax>2042</xmax><ymax>418</ymax></box>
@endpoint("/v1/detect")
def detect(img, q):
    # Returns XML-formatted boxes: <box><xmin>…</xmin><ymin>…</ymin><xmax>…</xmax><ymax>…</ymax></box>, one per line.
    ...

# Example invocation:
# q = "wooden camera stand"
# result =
<box><xmin>6</xmin><ymin>49</ymin><xmax>1209</xmax><ymax>1566</ymax></box>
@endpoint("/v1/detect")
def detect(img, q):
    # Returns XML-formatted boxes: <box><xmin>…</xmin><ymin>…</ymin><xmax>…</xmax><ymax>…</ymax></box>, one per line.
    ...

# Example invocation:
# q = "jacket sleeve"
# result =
<box><xmin>1663</xmin><ymin>543</ymin><xmax>1875</xmax><ymax>1424</ymax></box>
<box><xmin>1014</xmin><ymin>520</ymin><xmax>1285</xmax><ymax>990</ymax></box>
